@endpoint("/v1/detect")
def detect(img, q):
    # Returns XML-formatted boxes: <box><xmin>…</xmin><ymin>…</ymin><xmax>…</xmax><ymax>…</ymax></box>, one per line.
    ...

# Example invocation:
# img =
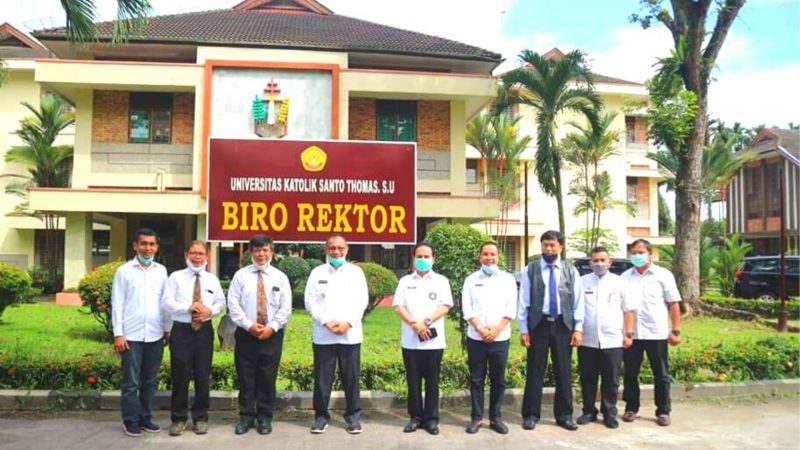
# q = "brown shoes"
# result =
<box><xmin>622</xmin><ymin>411</ymin><xmax>637</xmax><ymax>422</ymax></box>
<box><xmin>656</xmin><ymin>414</ymin><xmax>671</xmax><ymax>426</ymax></box>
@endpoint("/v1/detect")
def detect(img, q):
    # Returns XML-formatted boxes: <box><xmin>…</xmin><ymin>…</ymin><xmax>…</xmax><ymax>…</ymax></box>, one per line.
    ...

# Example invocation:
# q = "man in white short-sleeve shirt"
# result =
<box><xmin>393</xmin><ymin>242</ymin><xmax>453</xmax><ymax>435</ymax></box>
<box><xmin>576</xmin><ymin>246</ymin><xmax>637</xmax><ymax>430</ymax></box>
<box><xmin>620</xmin><ymin>239</ymin><xmax>681</xmax><ymax>427</ymax></box>
<box><xmin>461</xmin><ymin>241</ymin><xmax>517</xmax><ymax>435</ymax></box>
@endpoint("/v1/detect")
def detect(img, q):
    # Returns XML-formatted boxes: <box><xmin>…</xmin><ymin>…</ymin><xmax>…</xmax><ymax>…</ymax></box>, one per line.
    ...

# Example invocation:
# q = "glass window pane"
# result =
<box><xmin>151</xmin><ymin>109</ymin><xmax>171</xmax><ymax>144</ymax></box>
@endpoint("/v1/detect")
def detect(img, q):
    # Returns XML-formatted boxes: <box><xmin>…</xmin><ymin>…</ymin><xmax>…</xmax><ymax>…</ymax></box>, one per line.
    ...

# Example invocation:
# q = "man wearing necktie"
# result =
<box><xmin>517</xmin><ymin>230</ymin><xmax>585</xmax><ymax>431</ymax></box>
<box><xmin>161</xmin><ymin>241</ymin><xmax>226</xmax><ymax>436</ymax></box>
<box><xmin>227</xmin><ymin>235</ymin><xmax>292</xmax><ymax>435</ymax></box>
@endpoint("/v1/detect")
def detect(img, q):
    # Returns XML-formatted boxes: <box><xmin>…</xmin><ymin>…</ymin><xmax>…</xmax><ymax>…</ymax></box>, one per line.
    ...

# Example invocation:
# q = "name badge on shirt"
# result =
<box><xmin>272</xmin><ymin>286</ymin><xmax>280</xmax><ymax>292</ymax></box>
<box><xmin>318</xmin><ymin>279</ymin><xmax>328</xmax><ymax>284</ymax></box>
<box><xmin>585</xmin><ymin>290</ymin><xmax>594</xmax><ymax>295</ymax></box>
<box><xmin>429</xmin><ymin>292</ymin><xmax>437</xmax><ymax>301</ymax></box>
<box><xmin>475</xmin><ymin>283</ymin><xmax>484</xmax><ymax>287</ymax></box>
<box><xmin>205</xmin><ymin>289</ymin><xmax>214</xmax><ymax>294</ymax></box>
<box><xmin>407</xmin><ymin>285</ymin><xmax>417</xmax><ymax>290</ymax></box>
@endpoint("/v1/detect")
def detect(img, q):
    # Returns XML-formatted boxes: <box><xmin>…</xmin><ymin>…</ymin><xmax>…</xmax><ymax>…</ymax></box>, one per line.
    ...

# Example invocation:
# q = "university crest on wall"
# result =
<box><xmin>253</xmin><ymin>78</ymin><xmax>289</xmax><ymax>138</ymax></box>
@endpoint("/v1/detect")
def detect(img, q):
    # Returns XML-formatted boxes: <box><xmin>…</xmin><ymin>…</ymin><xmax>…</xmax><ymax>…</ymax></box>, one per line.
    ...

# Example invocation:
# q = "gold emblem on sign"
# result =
<box><xmin>301</xmin><ymin>145</ymin><xmax>327</xmax><ymax>172</ymax></box>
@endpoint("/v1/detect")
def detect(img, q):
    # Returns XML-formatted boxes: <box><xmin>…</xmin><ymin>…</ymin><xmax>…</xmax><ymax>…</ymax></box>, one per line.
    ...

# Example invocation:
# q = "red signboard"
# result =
<box><xmin>207</xmin><ymin>138</ymin><xmax>416</xmax><ymax>243</ymax></box>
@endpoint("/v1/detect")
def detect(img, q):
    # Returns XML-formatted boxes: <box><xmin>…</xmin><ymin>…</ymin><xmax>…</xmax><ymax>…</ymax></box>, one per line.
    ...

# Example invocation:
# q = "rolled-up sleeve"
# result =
<box><xmin>517</xmin><ymin>267</ymin><xmax>530</xmax><ymax>333</ymax></box>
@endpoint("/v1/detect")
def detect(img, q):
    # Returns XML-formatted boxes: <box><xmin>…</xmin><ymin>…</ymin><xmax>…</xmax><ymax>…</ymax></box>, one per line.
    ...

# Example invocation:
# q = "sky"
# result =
<box><xmin>4</xmin><ymin>0</ymin><xmax>799</xmax><ymax>128</ymax></box>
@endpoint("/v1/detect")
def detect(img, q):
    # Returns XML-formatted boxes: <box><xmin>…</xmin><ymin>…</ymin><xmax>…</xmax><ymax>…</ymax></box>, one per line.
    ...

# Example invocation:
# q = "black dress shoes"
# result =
<box><xmin>576</xmin><ymin>413</ymin><xmax>597</xmax><ymax>425</ymax></box>
<box><xmin>556</xmin><ymin>418</ymin><xmax>578</xmax><ymax>431</ymax></box>
<box><xmin>489</xmin><ymin>420</ymin><xmax>509</xmax><ymax>434</ymax></box>
<box><xmin>522</xmin><ymin>418</ymin><xmax>537</xmax><ymax>430</ymax></box>
<box><xmin>465</xmin><ymin>419</ymin><xmax>481</xmax><ymax>434</ymax></box>
<box><xmin>256</xmin><ymin>418</ymin><xmax>272</xmax><ymax>435</ymax></box>
<box><xmin>424</xmin><ymin>420</ymin><xmax>439</xmax><ymax>435</ymax></box>
<box><xmin>604</xmin><ymin>416</ymin><xmax>619</xmax><ymax>429</ymax></box>
<box><xmin>235</xmin><ymin>418</ymin><xmax>254</xmax><ymax>435</ymax></box>
<box><xmin>403</xmin><ymin>420</ymin><xmax>421</xmax><ymax>433</ymax></box>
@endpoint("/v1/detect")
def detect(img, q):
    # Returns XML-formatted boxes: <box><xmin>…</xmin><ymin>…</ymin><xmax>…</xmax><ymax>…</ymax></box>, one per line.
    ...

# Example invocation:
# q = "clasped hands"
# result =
<box><xmin>324</xmin><ymin>321</ymin><xmax>352</xmax><ymax>335</ymax></box>
<box><xmin>189</xmin><ymin>302</ymin><xmax>212</xmax><ymax>325</ymax></box>
<box><xmin>248</xmin><ymin>323</ymin><xmax>276</xmax><ymax>340</ymax></box>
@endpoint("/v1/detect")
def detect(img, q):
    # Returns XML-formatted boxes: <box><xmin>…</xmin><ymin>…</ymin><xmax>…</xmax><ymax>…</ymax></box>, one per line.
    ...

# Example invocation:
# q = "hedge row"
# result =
<box><xmin>1</xmin><ymin>337</ymin><xmax>796</xmax><ymax>392</ymax></box>
<box><xmin>703</xmin><ymin>294</ymin><xmax>800</xmax><ymax>320</ymax></box>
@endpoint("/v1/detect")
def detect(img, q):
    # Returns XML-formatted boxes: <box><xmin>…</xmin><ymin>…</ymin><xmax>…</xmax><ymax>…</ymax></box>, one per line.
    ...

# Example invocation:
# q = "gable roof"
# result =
<box><xmin>751</xmin><ymin>128</ymin><xmax>800</xmax><ymax>167</ymax></box>
<box><xmin>507</xmin><ymin>47</ymin><xmax>643</xmax><ymax>86</ymax></box>
<box><xmin>0</xmin><ymin>22</ymin><xmax>54</xmax><ymax>59</ymax></box>
<box><xmin>32</xmin><ymin>1</ymin><xmax>502</xmax><ymax>63</ymax></box>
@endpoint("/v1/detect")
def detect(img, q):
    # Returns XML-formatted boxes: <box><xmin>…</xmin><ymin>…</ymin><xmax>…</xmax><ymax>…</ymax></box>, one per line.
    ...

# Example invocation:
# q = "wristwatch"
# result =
<box><xmin>625</xmin><ymin>331</ymin><xmax>634</xmax><ymax>338</ymax></box>
<box><xmin>423</xmin><ymin>318</ymin><xmax>432</xmax><ymax>327</ymax></box>
<box><xmin>671</xmin><ymin>330</ymin><xmax>681</xmax><ymax>337</ymax></box>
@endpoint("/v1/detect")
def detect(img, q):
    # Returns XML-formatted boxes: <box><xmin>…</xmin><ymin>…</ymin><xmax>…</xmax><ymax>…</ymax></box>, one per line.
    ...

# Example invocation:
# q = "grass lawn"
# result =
<box><xmin>1</xmin><ymin>303</ymin><xmax>797</xmax><ymax>365</ymax></box>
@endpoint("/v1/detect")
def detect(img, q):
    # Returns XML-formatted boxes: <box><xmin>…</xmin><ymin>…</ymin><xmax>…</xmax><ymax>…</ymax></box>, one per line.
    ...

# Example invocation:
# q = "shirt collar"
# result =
<box><xmin>412</xmin><ymin>270</ymin><xmax>434</xmax><ymax>280</ymax></box>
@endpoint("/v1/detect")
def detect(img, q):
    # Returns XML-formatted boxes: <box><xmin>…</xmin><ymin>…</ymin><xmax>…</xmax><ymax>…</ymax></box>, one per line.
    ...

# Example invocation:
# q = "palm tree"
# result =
<box><xmin>61</xmin><ymin>0</ymin><xmax>152</xmax><ymax>44</ymax></box>
<box><xmin>4</xmin><ymin>94</ymin><xmax>75</xmax><ymax>291</ymax></box>
<box><xmin>496</xmin><ymin>49</ymin><xmax>601</xmax><ymax>253</ymax></box>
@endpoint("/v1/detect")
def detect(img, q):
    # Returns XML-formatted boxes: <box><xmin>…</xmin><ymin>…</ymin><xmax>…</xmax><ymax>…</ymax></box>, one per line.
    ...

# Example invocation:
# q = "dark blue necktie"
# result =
<box><xmin>548</xmin><ymin>264</ymin><xmax>558</xmax><ymax>315</ymax></box>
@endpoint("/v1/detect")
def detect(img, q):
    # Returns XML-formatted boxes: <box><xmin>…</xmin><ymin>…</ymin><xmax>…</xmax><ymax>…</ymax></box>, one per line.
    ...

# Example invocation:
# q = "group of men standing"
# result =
<box><xmin>111</xmin><ymin>227</ymin><xmax>680</xmax><ymax>438</ymax></box>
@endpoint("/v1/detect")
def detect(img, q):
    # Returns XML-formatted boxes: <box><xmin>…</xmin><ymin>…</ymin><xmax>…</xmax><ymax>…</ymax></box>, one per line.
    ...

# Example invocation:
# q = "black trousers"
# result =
<box><xmin>578</xmin><ymin>346</ymin><xmax>623</xmax><ymax>418</ymax></box>
<box><xmin>521</xmin><ymin>318</ymin><xmax>573</xmax><ymax>421</ymax></box>
<box><xmin>169</xmin><ymin>321</ymin><xmax>214</xmax><ymax>422</ymax></box>
<box><xmin>234</xmin><ymin>327</ymin><xmax>284</xmax><ymax>421</ymax></box>
<box><xmin>466</xmin><ymin>338</ymin><xmax>510</xmax><ymax>420</ymax></box>
<box><xmin>313</xmin><ymin>343</ymin><xmax>361</xmax><ymax>423</ymax></box>
<box><xmin>402</xmin><ymin>348</ymin><xmax>444</xmax><ymax>424</ymax></box>
<box><xmin>623</xmin><ymin>339</ymin><xmax>671</xmax><ymax>416</ymax></box>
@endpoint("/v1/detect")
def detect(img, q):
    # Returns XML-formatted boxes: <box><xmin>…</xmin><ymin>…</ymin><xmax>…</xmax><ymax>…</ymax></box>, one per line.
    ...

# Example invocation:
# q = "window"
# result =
<box><xmin>376</xmin><ymin>101</ymin><xmax>416</xmax><ymax>142</ymax></box>
<box><xmin>625</xmin><ymin>116</ymin><xmax>636</xmax><ymax>144</ymax></box>
<box><xmin>130</xmin><ymin>93</ymin><xmax>173</xmax><ymax>144</ymax></box>
<box><xmin>766</xmin><ymin>163</ymin><xmax>781</xmax><ymax>216</ymax></box>
<box><xmin>627</xmin><ymin>177</ymin><xmax>649</xmax><ymax>218</ymax></box>
<box><xmin>745</xmin><ymin>165</ymin><xmax>761</xmax><ymax>220</ymax></box>
<box><xmin>466</xmin><ymin>159</ymin><xmax>478</xmax><ymax>184</ymax></box>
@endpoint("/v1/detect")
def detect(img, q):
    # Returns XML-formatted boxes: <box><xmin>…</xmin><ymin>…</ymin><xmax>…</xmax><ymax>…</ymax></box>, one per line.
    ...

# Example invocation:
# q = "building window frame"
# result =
<box><xmin>129</xmin><ymin>92</ymin><xmax>173</xmax><ymax>144</ymax></box>
<box><xmin>376</xmin><ymin>100</ymin><xmax>417</xmax><ymax>142</ymax></box>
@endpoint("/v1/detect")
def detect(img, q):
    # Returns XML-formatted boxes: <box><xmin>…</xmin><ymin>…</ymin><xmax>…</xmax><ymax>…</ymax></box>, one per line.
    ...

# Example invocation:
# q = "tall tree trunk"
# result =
<box><xmin>554</xmin><ymin>162</ymin><xmax>566</xmax><ymax>257</ymax></box>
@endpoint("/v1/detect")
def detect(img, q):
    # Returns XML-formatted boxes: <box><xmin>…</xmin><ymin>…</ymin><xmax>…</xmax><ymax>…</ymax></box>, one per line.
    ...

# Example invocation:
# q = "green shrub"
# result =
<box><xmin>292</xmin><ymin>278</ymin><xmax>307</xmax><ymax>309</ymax></box>
<box><xmin>304</xmin><ymin>258</ymin><xmax>323</xmax><ymax>269</ymax></box>
<box><xmin>703</xmin><ymin>293</ymin><xmax>800</xmax><ymax>319</ymax></box>
<box><xmin>357</xmin><ymin>262</ymin><xmax>398</xmax><ymax>315</ymax></box>
<box><xmin>0</xmin><ymin>263</ymin><xmax>37</xmax><ymax>319</ymax></box>
<box><xmin>77</xmin><ymin>260</ymin><xmax>126</xmax><ymax>338</ymax></box>
<box><xmin>276</xmin><ymin>256</ymin><xmax>311</xmax><ymax>290</ymax></box>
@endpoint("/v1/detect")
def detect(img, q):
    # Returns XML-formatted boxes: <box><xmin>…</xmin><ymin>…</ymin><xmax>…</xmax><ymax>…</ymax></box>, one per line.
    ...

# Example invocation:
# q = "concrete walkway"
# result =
<box><xmin>1</xmin><ymin>396</ymin><xmax>798</xmax><ymax>450</ymax></box>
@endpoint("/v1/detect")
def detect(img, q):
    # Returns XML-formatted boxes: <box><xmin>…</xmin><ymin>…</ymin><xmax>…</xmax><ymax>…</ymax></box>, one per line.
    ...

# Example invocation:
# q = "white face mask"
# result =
<box><xmin>251</xmin><ymin>257</ymin><xmax>271</xmax><ymax>271</ymax></box>
<box><xmin>186</xmin><ymin>260</ymin><xmax>207</xmax><ymax>273</ymax></box>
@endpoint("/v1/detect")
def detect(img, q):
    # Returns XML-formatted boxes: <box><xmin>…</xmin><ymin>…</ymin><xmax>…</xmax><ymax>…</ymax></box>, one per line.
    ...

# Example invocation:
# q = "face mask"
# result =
<box><xmin>414</xmin><ymin>257</ymin><xmax>433</xmax><ymax>272</ymax></box>
<box><xmin>481</xmin><ymin>264</ymin><xmax>498</xmax><ymax>275</ymax></box>
<box><xmin>631</xmin><ymin>253</ymin><xmax>649</xmax><ymax>268</ymax></box>
<box><xmin>327</xmin><ymin>256</ymin><xmax>346</xmax><ymax>268</ymax></box>
<box><xmin>542</xmin><ymin>253</ymin><xmax>558</xmax><ymax>264</ymax></box>
<box><xmin>251</xmin><ymin>257</ymin><xmax>271</xmax><ymax>271</ymax></box>
<box><xmin>591</xmin><ymin>262</ymin><xmax>609</xmax><ymax>277</ymax></box>
<box><xmin>137</xmin><ymin>254</ymin><xmax>154</xmax><ymax>265</ymax></box>
<box><xmin>187</xmin><ymin>260</ymin><xmax>207</xmax><ymax>274</ymax></box>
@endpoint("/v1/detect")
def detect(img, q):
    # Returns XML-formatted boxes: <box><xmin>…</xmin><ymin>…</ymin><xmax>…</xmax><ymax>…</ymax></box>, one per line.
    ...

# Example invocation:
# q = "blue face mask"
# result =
<box><xmin>414</xmin><ymin>257</ymin><xmax>433</xmax><ymax>272</ymax></box>
<box><xmin>631</xmin><ymin>253</ymin><xmax>649</xmax><ymax>268</ymax></box>
<box><xmin>137</xmin><ymin>254</ymin><xmax>154</xmax><ymax>265</ymax></box>
<box><xmin>542</xmin><ymin>253</ymin><xmax>558</xmax><ymax>264</ymax></box>
<box><xmin>481</xmin><ymin>264</ymin><xmax>498</xmax><ymax>275</ymax></box>
<box><xmin>327</xmin><ymin>256</ymin><xmax>346</xmax><ymax>268</ymax></box>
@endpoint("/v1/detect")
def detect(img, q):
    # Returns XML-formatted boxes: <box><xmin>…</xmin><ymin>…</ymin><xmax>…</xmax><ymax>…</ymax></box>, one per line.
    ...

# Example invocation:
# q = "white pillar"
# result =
<box><xmin>63</xmin><ymin>212</ymin><xmax>92</xmax><ymax>288</ymax></box>
<box><xmin>449</xmin><ymin>100</ymin><xmax>466</xmax><ymax>195</ymax></box>
<box><xmin>108</xmin><ymin>216</ymin><xmax>128</xmax><ymax>262</ymax></box>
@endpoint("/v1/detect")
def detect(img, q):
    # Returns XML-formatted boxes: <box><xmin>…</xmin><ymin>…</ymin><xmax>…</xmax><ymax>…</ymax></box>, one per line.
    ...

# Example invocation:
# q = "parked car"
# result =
<box><xmin>732</xmin><ymin>256</ymin><xmax>800</xmax><ymax>300</ymax></box>
<box><xmin>573</xmin><ymin>257</ymin><xmax>634</xmax><ymax>276</ymax></box>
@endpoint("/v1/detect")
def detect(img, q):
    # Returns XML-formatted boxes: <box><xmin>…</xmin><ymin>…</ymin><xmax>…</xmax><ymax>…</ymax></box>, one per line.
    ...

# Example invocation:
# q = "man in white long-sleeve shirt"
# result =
<box><xmin>111</xmin><ymin>227</ymin><xmax>169</xmax><ymax>437</ymax></box>
<box><xmin>304</xmin><ymin>234</ymin><xmax>368</xmax><ymax>435</ymax></box>
<box><xmin>161</xmin><ymin>240</ymin><xmax>226</xmax><ymax>436</ymax></box>
<box><xmin>227</xmin><ymin>234</ymin><xmax>292</xmax><ymax>435</ymax></box>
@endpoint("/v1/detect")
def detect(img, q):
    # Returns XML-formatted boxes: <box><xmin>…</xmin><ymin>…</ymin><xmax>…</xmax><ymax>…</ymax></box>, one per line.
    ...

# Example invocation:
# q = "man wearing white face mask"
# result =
<box><xmin>576</xmin><ymin>246</ymin><xmax>636</xmax><ymax>429</ymax></box>
<box><xmin>161</xmin><ymin>241</ymin><xmax>226</xmax><ymax>436</ymax></box>
<box><xmin>228</xmin><ymin>234</ymin><xmax>292</xmax><ymax>435</ymax></box>
<box><xmin>462</xmin><ymin>241</ymin><xmax>517</xmax><ymax>435</ymax></box>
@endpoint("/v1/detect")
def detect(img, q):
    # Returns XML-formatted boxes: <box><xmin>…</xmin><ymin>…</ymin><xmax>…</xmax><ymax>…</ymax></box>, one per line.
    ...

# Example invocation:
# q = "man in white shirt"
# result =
<box><xmin>393</xmin><ymin>242</ymin><xmax>453</xmax><ymax>436</ymax></box>
<box><xmin>576</xmin><ymin>246</ymin><xmax>636</xmax><ymax>429</ymax></box>
<box><xmin>621</xmin><ymin>238</ymin><xmax>682</xmax><ymax>427</ymax></box>
<box><xmin>304</xmin><ymin>234</ymin><xmax>369</xmax><ymax>435</ymax></box>
<box><xmin>462</xmin><ymin>241</ymin><xmax>517</xmax><ymax>435</ymax></box>
<box><xmin>517</xmin><ymin>230</ymin><xmax>585</xmax><ymax>431</ymax></box>
<box><xmin>161</xmin><ymin>241</ymin><xmax>226</xmax><ymax>436</ymax></box>
<box><xmin>111</xmin><ymin>228</ymin><xmax>169</xmax><ymax>437</ymax></box>
<box><xmin>227</xmin><ymin>234</ymin><xmax>292</xmax><ymax>435</ymax></box>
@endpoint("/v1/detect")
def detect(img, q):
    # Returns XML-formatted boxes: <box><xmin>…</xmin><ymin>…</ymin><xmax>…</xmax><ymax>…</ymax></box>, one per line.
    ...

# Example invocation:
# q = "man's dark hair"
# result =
<box><xmin>479</xmin><ymin>241</ymin><xmax>499</xmax><ymax>254</ymax></box>
<box><xmin>591</xmin><ymin>246</ymin><xmax>610</xmax><ymax>256</ymax></box>
<box><xmin>249</xmin><ymin>234</ymin><xmax>273</xmax><ymax>250</ymax></box>
<box><xmin>413</xmin><ymin>242</ymin><xmax>436</xmax><ymax>257</ymax></box>
<box><xmin>133</xmin><ymin>227</ymin><xmax>159</xmax><ymax>244</ymax></box>
<box><xmin>629</xmin><ymin>238</ymin><xmax>653</xmax><ymax>253</ymax></box>
<box><xmin>186</xmin><ymin>240</ymin><xmax>208</xmax><ymax>252</ymax></box>
<box><xmin>540</xmin><ymin>230</ymin><xmax>563</xmax><ymax>246</ymax></box>
<box><xmin>325</xmin><ymin>234</ymin><xmax>347</xmax><ymax>247</ymax></box>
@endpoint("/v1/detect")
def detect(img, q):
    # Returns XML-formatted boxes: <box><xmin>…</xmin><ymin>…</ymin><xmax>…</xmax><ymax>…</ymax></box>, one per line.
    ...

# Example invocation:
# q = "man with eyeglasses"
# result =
<box><xmin>304</xmin><ymin>234</ymin><xmax>369</xmax><ymax>435</ymax></box>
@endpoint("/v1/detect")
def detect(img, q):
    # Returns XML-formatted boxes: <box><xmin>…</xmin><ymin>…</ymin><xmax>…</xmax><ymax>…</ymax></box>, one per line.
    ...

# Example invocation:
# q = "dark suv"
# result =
<box><xmin>732</xmin><ymin>256</ymin><xmax>800</xmax><ymax>300</ymax></box>
<box><xmin>573</xmin><ymin>257</ymin><xmax>634</xmax><ymax>276</ymax></box>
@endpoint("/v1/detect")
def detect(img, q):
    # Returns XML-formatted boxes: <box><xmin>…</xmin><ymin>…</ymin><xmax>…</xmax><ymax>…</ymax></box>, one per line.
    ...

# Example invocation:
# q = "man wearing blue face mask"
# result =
<box><xmin>517</xmin><ymin>230</ymin><xmax>584</xmax><ymax>431</ymax></box>
<box><xmin>111</xmin><ymin>227</ymin><xmax>169</xmax><ymax>437</ymax></box>
<box><xmin>620</xmin><ymin>239</ymin><xmax>681</xmax><ymax>427</ymax></box>
<box><xmin>393</xmin><ymin>242</ymin><xmax>453</xmax><ymax>435</ymax></box>
<box><xmin>462</xmin><ymin>241</ymin><xmax>518</xmax><ymax>434</ymax></box>
<box><xmin>304</xmin><ymin>234</ymin><xmax>369</xmax><ymax>435</ymax></box>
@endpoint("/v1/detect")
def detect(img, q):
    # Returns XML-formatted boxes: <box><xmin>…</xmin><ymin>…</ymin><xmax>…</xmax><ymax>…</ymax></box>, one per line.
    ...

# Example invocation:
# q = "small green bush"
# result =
<box><xmin>357</xmin><ymin>262</ymin><xmax>398</xmax><ymax>315</ymax></box>
<box><xmin>304</xmin><ymin>258</ymin><xmax>323</xmax><ymax>269</ymax></box>
<box><xmin>276</xmin><ymin>256</ymin><xmax>311</xmax><ymax>290</ymax></box>
<box><xmin>77</xmin><ymin>260</ymin><xmax>126</xmax><ymax>338</ymax></box>
<box><xmin>703</xmin><ymin>293</ymin><xmax>800</xmax><ymax>319</ymax></box>
<box><xmin>0</xmin><ymin>263</ymin><xmax>37</xmax><ymax>319</ymax></box>
<box><xmin>292</xmin><ymin>278</ymin><xmax>307</xmax><ymax>309</ymax></box>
